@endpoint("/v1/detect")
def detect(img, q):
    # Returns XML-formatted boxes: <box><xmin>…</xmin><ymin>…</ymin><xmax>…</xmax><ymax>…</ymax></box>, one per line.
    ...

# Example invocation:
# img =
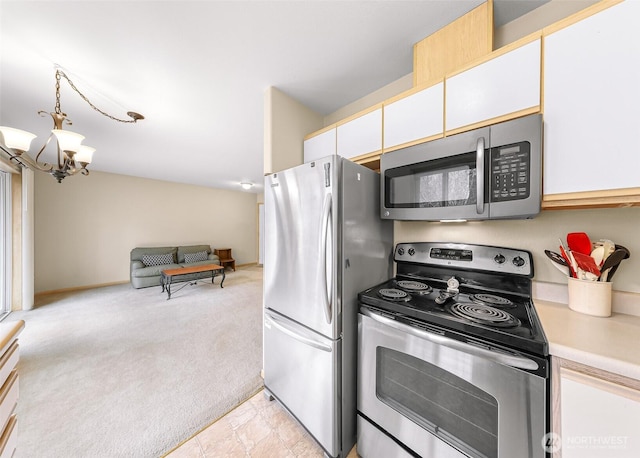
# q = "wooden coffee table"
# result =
<box><xmin>160</xmin><ymin>264</ymin><xmax>225</xmax><ymax>300</ymax></box>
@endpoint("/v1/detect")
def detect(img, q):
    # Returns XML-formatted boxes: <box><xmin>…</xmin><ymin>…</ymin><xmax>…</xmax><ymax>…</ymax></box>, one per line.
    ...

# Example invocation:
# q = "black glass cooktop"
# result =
<box><xmin>358</xmin><ymin>241</ymin><xmax>550</xmax><ymax>357</ymax></box>
<box><xmin>359</xmin><ymin>276</ymin><xmax>548</xmax><ymax>357</ymax></box>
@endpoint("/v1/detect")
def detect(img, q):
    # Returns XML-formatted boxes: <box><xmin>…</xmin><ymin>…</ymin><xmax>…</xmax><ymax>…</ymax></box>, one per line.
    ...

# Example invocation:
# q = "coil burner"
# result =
<box><xmin>396</xmin><ymin>280</ymin><xmax>432</xmax><ymax>294</ymax></box>
<box><xmin>469</xmin><ymin>293</ymin><xmax>514</xmax><ymax>309</ymax></box>
<box><xmin>449</xmin><ymin>302</ymin><xmax>521</xmax><ymax>328</ymax></box>
<box><xmin>378</xmin><ymin>288</ymin><xmax>411</xmax><ymax>302</ymax></box>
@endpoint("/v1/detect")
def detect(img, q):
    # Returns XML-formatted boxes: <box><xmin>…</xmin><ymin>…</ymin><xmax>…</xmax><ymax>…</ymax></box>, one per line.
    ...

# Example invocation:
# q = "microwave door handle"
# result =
<box><xmin>362</xmin><ymin>307</ymin><xmax>539</xmax><ymax>371</ymax></box>
<box><xmin>476</xmin><ymin>137</ymin><xmax>485</xmax><ymax>215</ymax></box>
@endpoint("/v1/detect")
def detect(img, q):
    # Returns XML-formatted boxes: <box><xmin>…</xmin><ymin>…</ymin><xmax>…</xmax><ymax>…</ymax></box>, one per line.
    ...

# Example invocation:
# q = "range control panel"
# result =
<box><xmin>490</xmin><ymin>141</ymin><xmax>531</xmax><ymax>202</ymax></box>
<box><xmin>394</xmin><ymin>242</ymin><xmax>533</xmax><ymax>277</ymax></box>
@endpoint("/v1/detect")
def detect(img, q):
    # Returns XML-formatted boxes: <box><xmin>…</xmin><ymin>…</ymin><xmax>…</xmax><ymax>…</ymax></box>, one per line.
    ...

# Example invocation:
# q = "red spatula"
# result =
<box><xmin>571</xmin><ymin>251</ymin><xmax>601</xmax><ymax>280</ymax></box>
<box><xmin>567</xmin><ymin>232</ymin><xmax>592</xmax><ymax>256</ymax></box>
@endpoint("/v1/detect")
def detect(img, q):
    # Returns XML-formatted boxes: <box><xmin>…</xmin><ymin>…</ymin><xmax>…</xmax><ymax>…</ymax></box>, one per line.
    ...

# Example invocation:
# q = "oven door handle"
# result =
<box><xmin>476</xmin><ymin>136</ymin><xmax>485</xmax><ymax>215</ymax></box>
<box><xmin>362</xmin><ymin>308</ymin><xmax>539</xmax><ymax>371</ymax></box>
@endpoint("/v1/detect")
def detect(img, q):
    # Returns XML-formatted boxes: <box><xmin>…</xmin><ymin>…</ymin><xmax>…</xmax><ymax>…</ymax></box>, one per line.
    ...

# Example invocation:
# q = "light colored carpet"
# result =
<box><xmin>6</xmin><ymin>266</ymin><xmax>264</xmax><ymax>458</ymax></box>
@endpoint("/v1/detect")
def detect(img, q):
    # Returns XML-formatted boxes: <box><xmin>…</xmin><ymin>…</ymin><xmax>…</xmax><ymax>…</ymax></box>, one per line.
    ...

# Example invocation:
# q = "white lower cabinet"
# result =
<box><xmin>553</xmin><ymin>357</ymin><xmax>640</xmax><ymax>458</ymax></box>
<box><xmin>0</xmin><ymin>323</ymin><xmax>23</xmax><ymax>458</ymax></box>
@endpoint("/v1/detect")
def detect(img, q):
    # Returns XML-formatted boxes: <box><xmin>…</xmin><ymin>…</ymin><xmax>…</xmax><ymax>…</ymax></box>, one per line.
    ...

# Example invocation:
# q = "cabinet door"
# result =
<box><xmin>383</xmin><ymin>82</ymin><xmax>444</xmax><ymax>151</ymax></box>
<box><xmin>560</xmin><ymin>367</ymin><xmax>640</xmax><ymax>458</ymax></box>
<box><xmin>303</xmin><ymin>127</ymin><xmax>336</xmax><ymax>163</ymax></box>
<box><xmin>446</xmin><ymin>38</ymin><xmax>541</xmax><ymax>132</ymax></box>
<box><xmin>543</xmin><ymin>1</ymin><xmax>640</xmax><ymax>196</ymax></box>
<box><xmin>336</xmin><ymin>107</ymin><xmax>382</xmax><ymax>159</ymax></box>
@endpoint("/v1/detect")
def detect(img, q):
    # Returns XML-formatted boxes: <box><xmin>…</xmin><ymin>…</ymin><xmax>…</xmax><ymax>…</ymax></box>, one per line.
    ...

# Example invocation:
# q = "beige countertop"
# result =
<box><xmin>534</xmin><ymin>298</ymin><xmax>640</xmax><ymax>381</ymax></box>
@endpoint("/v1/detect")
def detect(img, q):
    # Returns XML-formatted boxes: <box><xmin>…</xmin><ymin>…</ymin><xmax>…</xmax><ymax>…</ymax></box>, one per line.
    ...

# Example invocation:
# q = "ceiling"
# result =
<box><xmin>0</xmin><ymin>0</ymin><xmax>548</xmax><ymax>193</ymax></box>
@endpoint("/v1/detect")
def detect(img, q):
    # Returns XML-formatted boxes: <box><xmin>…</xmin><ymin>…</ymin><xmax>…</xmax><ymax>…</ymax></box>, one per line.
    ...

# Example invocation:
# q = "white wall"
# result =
<box><xmin>396</xmin><ymin>208</ymin><xmax>640</xmax><ymax>294</ymax></box>
<box><xmin>34</xmin><ymin>171</ymin><xmax>257</xmax><ymax>293</ymax></box>
<box><xmin>264</xmin><ymin>86</ymin><xmax>323</xmax><ymax>175</ymax></box>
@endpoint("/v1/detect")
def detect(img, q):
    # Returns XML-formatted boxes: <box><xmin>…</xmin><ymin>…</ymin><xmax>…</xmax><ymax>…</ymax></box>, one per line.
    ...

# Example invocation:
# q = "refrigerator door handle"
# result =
<box><xmin>265</xmin><ymin>311</ymin><xmax>332</xmax><ymax>352</ymax></box>
<box><xmin>320</xmin><ymin>193</ymin><xmax>333</xmax><ymax>324</ymax></box>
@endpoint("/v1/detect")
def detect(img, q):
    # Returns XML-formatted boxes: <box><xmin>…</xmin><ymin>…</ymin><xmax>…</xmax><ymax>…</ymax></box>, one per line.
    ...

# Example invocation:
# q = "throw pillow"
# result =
<box><xmin>142</xmin><ymin>253</ymin><xmax>174</xmax><ymax>267</ymax></box>
<box><xmin>184</xmin><ymin>250</ymin><xmax>208</xmax><ymax>263</ymax></box>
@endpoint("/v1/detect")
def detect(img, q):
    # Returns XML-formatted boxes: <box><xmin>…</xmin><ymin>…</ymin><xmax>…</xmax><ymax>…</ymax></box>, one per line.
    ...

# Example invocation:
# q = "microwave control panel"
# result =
<box><xmin>490</xmin><ymin>141</ymin><xmax>530</xmax><ymax>202</ymax></box>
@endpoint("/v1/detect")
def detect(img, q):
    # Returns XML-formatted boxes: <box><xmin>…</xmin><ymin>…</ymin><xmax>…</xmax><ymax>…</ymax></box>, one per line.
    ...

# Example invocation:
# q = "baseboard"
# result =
<box><xmin>35</xmin><ymin>264</ymin><xmax>262</xmax><ymax>296</ymax></box>
<box><xmin>35</xmin><ymin>264</ymin><xmax>261</xmax><ymax>297</ymax></box>
<box><xmin>35</xmin><ymin>280</ymin><xmax>130</xmax><ymax>297</ymax></box>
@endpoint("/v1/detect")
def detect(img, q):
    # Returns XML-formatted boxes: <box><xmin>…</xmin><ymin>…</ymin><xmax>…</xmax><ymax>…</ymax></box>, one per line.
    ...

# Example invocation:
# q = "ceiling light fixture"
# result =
<box><xmin>0</xmin><ymin>68</ymin><xmax>144</xmax><ymax>183</ymax></box>
<box><xmin>240</xmin><ymin>182</ymin><xmax>253</xmax><ymax>190</ymax></box>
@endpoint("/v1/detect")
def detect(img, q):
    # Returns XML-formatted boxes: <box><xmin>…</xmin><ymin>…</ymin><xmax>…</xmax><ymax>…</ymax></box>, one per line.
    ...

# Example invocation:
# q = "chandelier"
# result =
<box><xmin>0</xmin><ymin>68</ymin><xmax>143</xmax><ymax>183</ymax></box>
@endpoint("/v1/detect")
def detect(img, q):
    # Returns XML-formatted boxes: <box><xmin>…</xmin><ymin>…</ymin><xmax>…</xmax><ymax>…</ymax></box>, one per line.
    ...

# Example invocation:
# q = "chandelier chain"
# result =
<box><xmin>55</xmin><ymin>71</ymin><xmax>62</xmax><ymax>115</ymax></box>
<box><xmin>56</xmin><ymin>69</ymin><xmax>138</xmax><ymax>123</ymax></box>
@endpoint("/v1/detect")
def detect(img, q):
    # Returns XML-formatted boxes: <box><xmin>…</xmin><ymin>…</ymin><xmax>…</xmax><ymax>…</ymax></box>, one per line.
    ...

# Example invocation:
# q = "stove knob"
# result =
<box><xmin>494</xmin><ymin>254</ymin><xmax>506</xmax><ymax>264</ymax></box>
<box><xmin>397</xmin><ymin>248</ymin><xmax>405</xmax><ymax>256</ymax></box>
<box><xmin>513</xmin><ymin>256</ymin><xmax>525</xmax><ymax>267</ymax></box>
<box><xmin>408</xmin><ymin>248</ymin><xmax>415</xmax><ymax>256</ymax></box>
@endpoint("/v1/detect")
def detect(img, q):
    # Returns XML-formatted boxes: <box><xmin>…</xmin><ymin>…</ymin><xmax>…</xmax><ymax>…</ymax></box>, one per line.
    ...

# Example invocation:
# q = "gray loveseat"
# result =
<box><xmin>130</xmin><ymin>245</ymin><xmax>220</xmax><ymax>289</ymax></box>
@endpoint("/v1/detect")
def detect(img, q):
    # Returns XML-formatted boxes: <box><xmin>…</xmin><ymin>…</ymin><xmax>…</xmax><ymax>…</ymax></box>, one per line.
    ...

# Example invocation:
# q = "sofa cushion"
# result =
<box><xmin>132</xmin><ymin>263</ymin><xmax>181</xmax><ymax>278</ymax></box>
<box><xmin>184</xmin><ymin>250</ymin><xmax>208</xmax><ymax>263</ymax></box>
<box><xmin>142</xmin><ymin>253</ymin><xmax>175</xmax><ymax>267</ymax></box>
<box><xmin>177</xmin><ymin>245</ymin><xmax>211</xmax><ymax>263</ymax></box>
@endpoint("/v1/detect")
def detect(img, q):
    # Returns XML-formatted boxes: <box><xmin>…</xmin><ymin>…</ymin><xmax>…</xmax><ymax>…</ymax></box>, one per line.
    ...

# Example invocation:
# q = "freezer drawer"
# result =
<box><xmin>264</xmin><ymin>309</ymin><xmax>340</xmax><ymax>457</ymax></box>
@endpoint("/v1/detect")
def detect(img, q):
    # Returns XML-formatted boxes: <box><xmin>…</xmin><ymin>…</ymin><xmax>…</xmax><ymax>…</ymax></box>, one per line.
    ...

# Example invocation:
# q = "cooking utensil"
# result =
<box><xmin>599</xmin><ymin>248</ymin><xmax>627</xmax><ymax>281</ymax></box>
<box><xmin>600</xmin><ymin>239</ymin><xmax>615</xmax><ymax>266</ymax></box>
<box><xmin>545</xmin><ymin>250</ymin><xmax>570</xmax><ymax>276</ymax></box>
<box><xmin>572</xmin><ymin>251</ymin><xmax>601</xmax><ymax>280</ymax></box>
<box><xmin>603</xmin><ymin>245</ymin><xmax>631</xmax><ymax>281</ymax></box>
<box><xmin>567</xmin><ymin>232</ymin><xmax>592</xmax><ymax>256</ymax></box>
<box><xmin>615</xmin><ymin>244</ymin><xmax>631</xmax><ymax>259</ymax></box>
<box><xmin>559</xmin><ymin>239</ymin><xmax>577</xmax><ymax>278</ymax></box>
<box><xmin>590</xmin><ymin>245</ymin><xmax>605</xmax><ymax>266</ymax></box>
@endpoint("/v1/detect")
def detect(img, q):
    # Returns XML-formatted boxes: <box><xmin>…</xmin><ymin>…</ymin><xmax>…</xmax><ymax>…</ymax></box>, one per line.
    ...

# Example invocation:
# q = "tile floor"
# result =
<box><xmin>165</xmin><ymin>390</ymin><xmax>358</xmax><ymax>457</ymax></box>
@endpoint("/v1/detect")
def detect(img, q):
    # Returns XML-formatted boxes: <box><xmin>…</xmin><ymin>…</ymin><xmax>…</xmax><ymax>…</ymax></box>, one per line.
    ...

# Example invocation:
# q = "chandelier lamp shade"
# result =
<box><xmin>0</xmin><ymin>68</ymin><xmax>143</xmax><ymax>183</ymax></box>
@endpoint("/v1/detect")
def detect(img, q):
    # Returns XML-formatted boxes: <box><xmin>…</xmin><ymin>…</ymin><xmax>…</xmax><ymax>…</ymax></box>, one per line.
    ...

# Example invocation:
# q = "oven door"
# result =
<box><xmin>381</xmin><ymin>126</ymin><xmax>490</xmax><ymax>221</ymax></box>
<box><xmin>358</xmin><ymin>308</ymin><xmax>547</xmax><ymax>458</ymax></box>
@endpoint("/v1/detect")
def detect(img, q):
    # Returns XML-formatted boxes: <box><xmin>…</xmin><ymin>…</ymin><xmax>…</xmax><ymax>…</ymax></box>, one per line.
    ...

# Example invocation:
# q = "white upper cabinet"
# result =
<box><xmin>383</xmin><ymin>82</ymin><xmax>444</xmax><ymax>151</ymax></box>
<box><xmin>303</xmin><ymin>127</ymin><xmax>336</xmax><ymax>163</ymax></box>
<box><xmin>446</xmin><ymin>38</ymin><xmax>541</xmax><ymax>132</ymax></box>
<box><xmin>336</xmin><ymin>107</ymin><xmax>382</xmax><ymax>159</ymax></box>
<box><xmin>543</xmin><ymin>0</ymin><xmax>640</xmax><ymax>196</ymax></box>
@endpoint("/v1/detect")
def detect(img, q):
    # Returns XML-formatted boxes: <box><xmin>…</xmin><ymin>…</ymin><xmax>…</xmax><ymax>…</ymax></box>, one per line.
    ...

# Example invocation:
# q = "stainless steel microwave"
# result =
<box><xmin>381</xmin><ymin>114</ymin><xmax>542</xmax><ymax>221</ymax></box>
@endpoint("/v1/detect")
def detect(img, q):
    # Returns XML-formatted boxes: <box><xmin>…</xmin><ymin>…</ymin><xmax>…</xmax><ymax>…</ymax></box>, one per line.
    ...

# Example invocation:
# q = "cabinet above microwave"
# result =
<box><xmin>380</xmin><ymin>114</ymin><xmax>542</xmax><ymax>222</ymax></box>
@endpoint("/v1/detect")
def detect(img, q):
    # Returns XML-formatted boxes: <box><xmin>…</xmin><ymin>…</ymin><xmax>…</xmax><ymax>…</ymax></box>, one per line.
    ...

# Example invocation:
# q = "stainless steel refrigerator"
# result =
<box><xmin>263</xmin><ymin>155</ymin><xmax>393</xmax><ymax>458</ymax></box>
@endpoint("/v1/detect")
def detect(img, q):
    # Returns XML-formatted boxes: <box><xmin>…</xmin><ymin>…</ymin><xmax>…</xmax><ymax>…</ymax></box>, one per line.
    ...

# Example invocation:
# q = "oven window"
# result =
<box><xmin>376</xmin><ymin>347</ymin><xmax>498</xmax><ymax>458</ymax></box>
<box><xmin>385</xmin><ymin>152</ymin><xmax>478</xmax><ymax>208</ymax></box>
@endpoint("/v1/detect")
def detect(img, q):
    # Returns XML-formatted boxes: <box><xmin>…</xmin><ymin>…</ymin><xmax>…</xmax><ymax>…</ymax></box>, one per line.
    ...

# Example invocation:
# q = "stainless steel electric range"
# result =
<box><xmin>357</xmin><ymin>242</ymin><xmax>550</xmax><ymax>458</ymax></box>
